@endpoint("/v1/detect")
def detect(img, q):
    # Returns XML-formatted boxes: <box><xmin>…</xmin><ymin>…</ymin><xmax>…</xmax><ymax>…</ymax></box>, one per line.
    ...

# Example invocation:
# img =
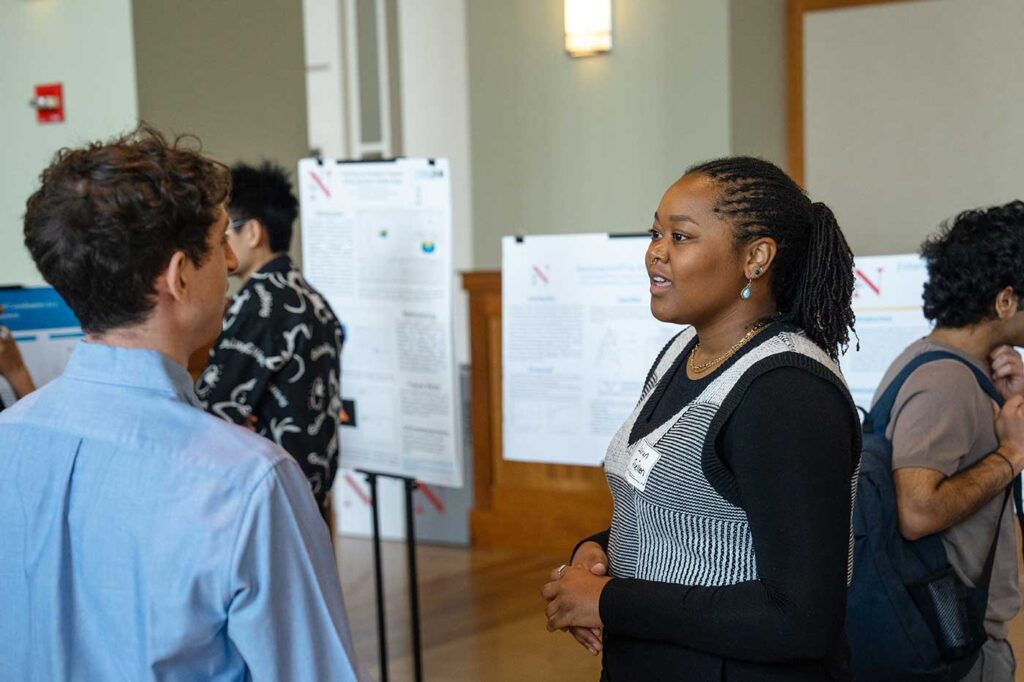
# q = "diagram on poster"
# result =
<box><xmin>298</xmin><ymin>158</ymin><xmax>462</xmax><ymax>488</ymax></box>
<box><xmin>502</xmin><ymin>234</ymin><xmax>680</xmax><ymax>467</ymax></box>
<box><xmin>839</xmin><ymin>253</ymin><xmax>932</xmax><ymax>410</ymax></box>
<box><xmin>0</xmin><ymin>287</ymin><xmax>83</xmax><ymax>406</ymax></box>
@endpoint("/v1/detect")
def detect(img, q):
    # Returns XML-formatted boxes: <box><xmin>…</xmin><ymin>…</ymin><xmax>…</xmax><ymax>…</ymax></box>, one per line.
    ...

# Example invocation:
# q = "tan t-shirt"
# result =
<box><xmin>874</xmin><ymin>338</ymin><xmax>1021</xmax><ymax>638</ymax></box>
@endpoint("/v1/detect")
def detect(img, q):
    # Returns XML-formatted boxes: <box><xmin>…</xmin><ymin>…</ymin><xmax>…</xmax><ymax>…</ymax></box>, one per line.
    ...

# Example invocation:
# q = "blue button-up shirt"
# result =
<box><xmin>0</xmin><ymin>342</ymin><xmax>360</xmax><ymax>681</ymax></box>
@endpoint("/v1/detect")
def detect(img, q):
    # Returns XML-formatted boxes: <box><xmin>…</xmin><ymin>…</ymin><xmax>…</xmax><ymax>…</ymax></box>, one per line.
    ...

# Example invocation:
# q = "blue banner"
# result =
<box><xmin>0</xmin><ymin>287</ymin><xmax>81</xmax><ymax>332</ymax></box>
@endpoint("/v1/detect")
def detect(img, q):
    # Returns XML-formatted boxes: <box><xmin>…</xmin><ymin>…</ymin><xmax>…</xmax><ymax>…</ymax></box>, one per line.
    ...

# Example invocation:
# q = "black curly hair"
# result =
<box><xmin>228</xmin><ymin>162</ymin><xmax>298</xmax><ymax>253</ymax></box>
<box><xmin>686</xmin><ymin>156</ymin><xmax>856</xmax><ymax>360</ymax></box>
<box><xmin>921</xmin><ymin>200</ymin><xmax>1024</xmax><ymax>328</ymax></box>
<box><xmin>24</xmin><ymin>124</ymin><xmax>230</xmax><ymax>334</ymax></box>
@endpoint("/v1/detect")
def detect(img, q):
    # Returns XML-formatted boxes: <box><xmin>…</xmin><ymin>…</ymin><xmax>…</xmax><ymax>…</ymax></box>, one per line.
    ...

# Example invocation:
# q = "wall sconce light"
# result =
<box><xmin>564</xmin><ymin>0</ymin><xmax>612</xmax><ymax>58</ymax></box>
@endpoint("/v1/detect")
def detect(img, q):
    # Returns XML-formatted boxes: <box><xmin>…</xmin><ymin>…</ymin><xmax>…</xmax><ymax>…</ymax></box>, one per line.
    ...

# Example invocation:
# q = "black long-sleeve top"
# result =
<box><xmin>576</xmin><ymin>336</ymin><xmax>858</xmax><ymax>681</ymax></box>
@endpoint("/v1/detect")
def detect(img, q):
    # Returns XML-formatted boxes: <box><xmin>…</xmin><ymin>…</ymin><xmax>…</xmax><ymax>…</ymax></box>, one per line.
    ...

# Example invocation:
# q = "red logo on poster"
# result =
<box><xmin>34</xmin><ymin>83</ymin><xmax>64</xmax><ymax>124</ymax></box>
<box><xmin>853</xmin><ymin>267</ymin><xmax>883</xmax><ymax>298</ymax></box>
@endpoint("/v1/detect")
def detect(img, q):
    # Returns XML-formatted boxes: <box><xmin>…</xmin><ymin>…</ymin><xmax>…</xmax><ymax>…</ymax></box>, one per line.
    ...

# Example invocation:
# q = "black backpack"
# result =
<box><xmin>846</xmin><ymin>350</ymin><xmax>1022</xmax><ymax>681</ymax></box>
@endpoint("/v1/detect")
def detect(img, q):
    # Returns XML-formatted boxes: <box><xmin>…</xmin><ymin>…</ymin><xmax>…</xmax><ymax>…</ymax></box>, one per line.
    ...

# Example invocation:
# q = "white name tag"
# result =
<box><xmin>626</xmin><ymin>439</ymin><xmax>662</xmax><ymax>492</ymax></box>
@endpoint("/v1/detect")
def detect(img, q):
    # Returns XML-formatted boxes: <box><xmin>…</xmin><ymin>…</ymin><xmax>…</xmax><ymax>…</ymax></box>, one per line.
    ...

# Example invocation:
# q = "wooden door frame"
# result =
<box><xmin>786</xmin><ymin>0</ymin><xmax>929</xmax><ymax>186</ymax></box>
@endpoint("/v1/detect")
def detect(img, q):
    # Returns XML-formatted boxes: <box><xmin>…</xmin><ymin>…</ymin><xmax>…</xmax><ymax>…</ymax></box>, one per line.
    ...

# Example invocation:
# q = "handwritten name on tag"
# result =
<box><xmin>626</xmin><ymin>439</ymin><xmax>662</xmax><ymax>492</ymax></box>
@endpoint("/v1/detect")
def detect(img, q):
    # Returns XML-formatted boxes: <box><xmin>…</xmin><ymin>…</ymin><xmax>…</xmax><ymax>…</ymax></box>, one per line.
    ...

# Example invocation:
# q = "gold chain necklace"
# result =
<box><xmin>688</xmin><ymin>323</ymin><xmax>768</xmax><ymax>373</ymax></box>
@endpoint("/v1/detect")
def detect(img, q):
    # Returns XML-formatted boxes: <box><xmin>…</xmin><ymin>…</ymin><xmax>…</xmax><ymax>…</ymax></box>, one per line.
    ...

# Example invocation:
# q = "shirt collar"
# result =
<box><xmin>62</xmin><ymin>341</ymin><xmax>202</xmax><ymax>408</ymax></box>
<box><xmin>256</xmin><ymin>254</ymin><xmax>294</xmax><ymax>276</ymax></box>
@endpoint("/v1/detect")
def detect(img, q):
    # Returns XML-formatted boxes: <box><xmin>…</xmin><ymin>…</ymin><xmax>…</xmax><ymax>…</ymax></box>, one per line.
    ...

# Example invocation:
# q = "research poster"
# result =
<box><xmin>839</xmin><ymin>253</ymin><xmax>931</xmax><ymax>411</ymax></box>
<box><xmin>298</xmin><ymin>157</ymin><xmax>462</xmax><ymax>488</ymax></box>
<box><xmin>0</xmin><ymin>287</ymin><xmax>83</xmax><ymax>405</ymax></box>
<box><xmin>501</xmin><ymin>233</ymin><xmax>680</xmax><ymax>467</ymax></box>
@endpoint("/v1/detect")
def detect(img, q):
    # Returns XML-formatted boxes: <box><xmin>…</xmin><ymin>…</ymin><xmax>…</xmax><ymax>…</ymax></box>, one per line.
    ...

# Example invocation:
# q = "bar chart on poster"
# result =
<box><xmin>298</xmin><ymin>157</ymin><xmax>462</xmax><ymax>489</ymax></box>
<box><xmin>501</xmin><ymin>233</ymin><xmax>680</xmax><ymax>467</ymax></box>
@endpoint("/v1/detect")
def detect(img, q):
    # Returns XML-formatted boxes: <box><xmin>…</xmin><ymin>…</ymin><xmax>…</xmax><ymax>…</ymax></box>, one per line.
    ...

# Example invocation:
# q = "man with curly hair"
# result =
<box><xmin>0</xmin><ymin>128</ymin><xmax>360</xmax><ymax>681</ymax></box>
<box><xmin>195</xmin><ymin>162</ymin><xmax>344</xmax><ymax>521</ymax></box>
<box><xmin>875</xmin><ymin>200</ymin><xmax>1024</xmax><ymax>680</ymax></box>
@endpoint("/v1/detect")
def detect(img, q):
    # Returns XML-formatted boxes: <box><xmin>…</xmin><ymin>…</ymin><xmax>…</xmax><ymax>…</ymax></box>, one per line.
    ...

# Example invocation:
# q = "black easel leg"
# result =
<box><xmin>366</xmin><ymin>473</ymin><xmax>389</xmax><ymax>682</ymax></box>
<box><xmin>404</xmin><ymin>478</ymin><xmax>424</xmax><ymax>682</ymax></box>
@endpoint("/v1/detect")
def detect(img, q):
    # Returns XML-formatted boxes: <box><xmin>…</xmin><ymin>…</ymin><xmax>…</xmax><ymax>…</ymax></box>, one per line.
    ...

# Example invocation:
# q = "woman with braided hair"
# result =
<box><xmin>542</xmin><ymin>156</ymin><xmax>861</xmax><ymax>680</ymax></box>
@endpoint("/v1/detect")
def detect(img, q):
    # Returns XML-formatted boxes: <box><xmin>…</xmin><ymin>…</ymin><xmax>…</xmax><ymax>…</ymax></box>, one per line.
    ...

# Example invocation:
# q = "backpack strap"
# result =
<box><xmin>864</xmin><ymin>350</ymin><xmax>1002</xmax><ymax>435</ymax></box>
<box><xmin>866</xmin><ymin>349</ymin><xmax>1024</xmax><ymax>586</ymax></box>
<box><xmin>1015</xmin><ymin>476</ymin><xmax>1024</xmax><ymax>547</ymax></box>
<box><xmin>972</xmin><ymin>485</ymin><xmax>1013</xmax><ymax>619</ymax></box>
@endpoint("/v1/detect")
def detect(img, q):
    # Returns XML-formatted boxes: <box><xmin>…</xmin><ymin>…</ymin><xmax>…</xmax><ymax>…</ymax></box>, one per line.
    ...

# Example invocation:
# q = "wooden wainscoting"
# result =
<box><xmin>463</xmin><ymin>271</ymin><xmax>612</xmax><ymax>553</ymax></box>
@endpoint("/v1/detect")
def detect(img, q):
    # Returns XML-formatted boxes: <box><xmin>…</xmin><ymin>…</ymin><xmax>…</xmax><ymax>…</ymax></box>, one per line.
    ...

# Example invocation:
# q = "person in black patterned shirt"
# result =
<box><xmin>196</xmin><ymin>162</ymin><xmax>344</xmax><ymax>518</ymax></box>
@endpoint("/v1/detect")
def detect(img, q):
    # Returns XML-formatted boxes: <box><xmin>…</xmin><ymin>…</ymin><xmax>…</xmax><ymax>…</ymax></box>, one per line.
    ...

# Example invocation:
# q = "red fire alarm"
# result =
<box><xmin>31</xmin><ymin>83</ymin><xmax>64</xmax><ymax>124</ymax></box>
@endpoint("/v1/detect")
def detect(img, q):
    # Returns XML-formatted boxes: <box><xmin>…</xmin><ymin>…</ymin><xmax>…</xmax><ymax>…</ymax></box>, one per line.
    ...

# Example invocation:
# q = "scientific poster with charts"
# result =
<box><xmin>502</xmin><ymin>234</ymin><xmax>680</xmax><ymax>467</ymax></box>
<box><xmin>298</xmin><ymin>158</ymin><xmax>462</xmax><ymax>488</ymax></box>
<box><xmin>0</xmin><ymin>287</ymin><xmax>83</xmax><ymax>406</ymax></box>
<box><xmin>839</xmin><ymin>253</ymin><xmax>932</xmax><ymax>411</ymax></box>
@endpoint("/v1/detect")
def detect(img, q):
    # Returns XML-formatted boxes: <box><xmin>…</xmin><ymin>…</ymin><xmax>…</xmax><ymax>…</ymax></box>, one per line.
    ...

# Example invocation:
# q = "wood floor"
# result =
<box><xmin>336</xmin><ymin>537</ymin><xmax>1024</xmax><ymax>682</ymax></box>
<box><xmin>336</xmin><ymin>537</ymin><xmax>601</xmax><ymax>681</ymax></box>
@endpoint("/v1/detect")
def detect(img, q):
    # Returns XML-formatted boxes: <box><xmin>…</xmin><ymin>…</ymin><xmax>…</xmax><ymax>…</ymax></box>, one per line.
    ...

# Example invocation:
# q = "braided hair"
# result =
<box><xmin>686</xmin><ymin>156</ymin><xmax>856</xmax><ymax>360</ymax></box>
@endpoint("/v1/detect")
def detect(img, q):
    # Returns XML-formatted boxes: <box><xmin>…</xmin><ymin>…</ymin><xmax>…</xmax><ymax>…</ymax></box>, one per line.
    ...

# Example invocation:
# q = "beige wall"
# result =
<box><xmin>804</xmin><ymin>0</ymin><xmax>1024</xmax><ymax>256</ymax></box>
<box><xmin>1</xmin><ymin>0</ymin><xmax>790</xmax><ymax>282</ymax></box>
<box><xmin>729</xmin><ymin>0</ymin><xmax>786</xmax><ymax>167</ymax></box>
<box><xmin>466</xmin><ymin>0</ymin><xmax>733</xmax><ymax>268</ymax></box>
<box><xmin>132</xmin><ymin>0</ymin><xmax>310</xmax><ymax>263</ymax></box>
<box><xmin>396</xmin><ymin>0</ymin><xmax>474</xmax><ymax>363</ymax></box>
<box><xmin>0</xmin><ymin>0</ymin><xmax>138</xmax><ymax>286</ymax></box>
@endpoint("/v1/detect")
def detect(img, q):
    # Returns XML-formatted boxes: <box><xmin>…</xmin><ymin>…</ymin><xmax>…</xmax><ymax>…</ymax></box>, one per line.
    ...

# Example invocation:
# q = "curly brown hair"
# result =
<box><xmin>24</xmin><ymin>124</ymin><xmax>230</xmax><ymax>334</ymax></box>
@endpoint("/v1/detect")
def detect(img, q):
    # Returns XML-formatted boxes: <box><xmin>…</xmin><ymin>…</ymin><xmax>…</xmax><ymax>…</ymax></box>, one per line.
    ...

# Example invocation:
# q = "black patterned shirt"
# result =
<box><xmin>196</xmin><ymin>255</ymin><xmax>344</xmax><ymax>509</ymax></box>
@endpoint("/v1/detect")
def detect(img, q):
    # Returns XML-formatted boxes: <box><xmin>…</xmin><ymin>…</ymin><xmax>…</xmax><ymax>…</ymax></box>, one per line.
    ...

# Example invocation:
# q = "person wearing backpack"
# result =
<box><xmin>851</xmin><ymin>201</ymin><xmax>1024</xmax><ymax>681</ymax></box>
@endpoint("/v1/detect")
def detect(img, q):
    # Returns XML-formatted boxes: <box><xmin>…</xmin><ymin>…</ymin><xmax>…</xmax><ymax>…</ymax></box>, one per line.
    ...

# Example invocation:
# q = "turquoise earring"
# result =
<box><xmin>740</xmin><ymin>267</ymin><xmax>763</xmax><ymax>300</ymax></box>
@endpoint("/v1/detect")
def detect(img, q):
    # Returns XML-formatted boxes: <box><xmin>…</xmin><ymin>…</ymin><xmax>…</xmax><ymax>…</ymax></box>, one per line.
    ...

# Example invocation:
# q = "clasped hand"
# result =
<box><xmin>991</xmin><ymin>345</ymin><xmax>1024</xmax><ymax>400</ymax></box>
<box><xmin>541</xmin><ymin>541</ymin><xmax>611</xmax><ymax>656</ymax></box>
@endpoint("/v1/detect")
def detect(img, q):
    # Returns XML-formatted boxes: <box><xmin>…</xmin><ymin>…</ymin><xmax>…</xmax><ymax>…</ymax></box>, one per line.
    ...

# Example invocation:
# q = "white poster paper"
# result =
<box><xmin>839</xmin><ymin>253</ymin><xmax>931</xmax><ymax>410</ymax></box>
<box><xmin>332</xmin><ymin>365</ymin><xmax>474</xmax><ymax>543</ymax></box>
<box><xmin>298</xmin><ymin>158</ymin><xmax>462</xmax><ymax>488</ymax></box>
<box><xmin>501</xmin><ymin>234</ymin><xmax>680</xmax><ymax>466</ymax></box>
<box><xmin>0</xmin><ymin>287</ymin><xmax>83</xmax><ymax>406</ymax></box>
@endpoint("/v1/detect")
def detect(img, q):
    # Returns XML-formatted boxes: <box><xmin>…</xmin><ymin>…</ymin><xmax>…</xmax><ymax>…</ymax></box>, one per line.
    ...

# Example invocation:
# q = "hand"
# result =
<box><xmin>562</xmin><ymin>541</ymin><xmax>609</xmax><ymax>654</ymax></box>
<box><xmin>571</xmin><ymin>540</ymin><xmax>608</xmax><ymax>574</ymax></box>
<box><xmin>0</xmin><ymin>322</ymin><xmax>35</xmax><ymax>399</ymax></box>
<box><xmin>566</xmin><ymin>624</ymin><xmax>603</xmax><ymax>656</ymax></box>
<box><xmin>542</xmin><ymin>565</ymin><xmax>611</xmax><ymax>633</ymax></box>
<box><xmin>547</xmin><ymin>563</ymin><xmax>605</xmax><ymax>657</ymax></box>
<box><xmin>994</xmin><ymin>394</ymin><xmax>1024</xmax><ymax>474</ymax></box>
<box><xmin>991</xmin><ymin>345</ymin><xmax>1024</xmax><ymax>400</ymax></box>
<box><xmin>0</xmin><ymin>317</ymin><xmax>27</xmax><ymax>376</ymax></box>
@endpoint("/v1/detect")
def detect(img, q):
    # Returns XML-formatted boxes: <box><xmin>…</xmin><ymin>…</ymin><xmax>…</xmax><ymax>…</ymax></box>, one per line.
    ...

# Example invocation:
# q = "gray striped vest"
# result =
<box><xmin>604</xmin><ymin>326</ymin><xmax>858</xmax><ymax>586</ymax></box>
